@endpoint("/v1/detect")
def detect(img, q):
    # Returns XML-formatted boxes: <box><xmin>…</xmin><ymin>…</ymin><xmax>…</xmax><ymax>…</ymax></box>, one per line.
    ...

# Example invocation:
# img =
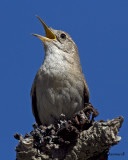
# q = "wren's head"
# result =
<box><xmin>32</xmin><ymin>16</ymin><xmax>82</xmax><ymax>71</ymax></box>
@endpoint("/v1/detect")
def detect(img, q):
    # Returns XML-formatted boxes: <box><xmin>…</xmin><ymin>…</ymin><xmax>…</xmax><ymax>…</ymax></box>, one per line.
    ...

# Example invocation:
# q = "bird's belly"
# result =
<box><xmin>36</xmin><ymin>69</ymin><xmax>84</xmax><ymax>125</ymax></box>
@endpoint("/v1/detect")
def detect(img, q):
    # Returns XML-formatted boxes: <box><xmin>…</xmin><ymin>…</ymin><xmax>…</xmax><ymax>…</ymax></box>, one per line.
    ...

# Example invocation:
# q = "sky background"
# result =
<box><xmin>0</xmin><ymin>0</ymin><xmax>127</xmax><ymax>160</ymax></box>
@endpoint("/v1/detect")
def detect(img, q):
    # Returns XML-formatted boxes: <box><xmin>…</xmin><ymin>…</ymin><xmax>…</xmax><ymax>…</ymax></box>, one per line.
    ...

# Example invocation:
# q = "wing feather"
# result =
<box><xmin>83</xmin><ymin>79</ymin><xmax>90</xmax><ymax>104</ymax></box>
<box><xmin>31</xmin><ymin>81</ymin><xmax>42</xmax><ymax>125</ymax></box>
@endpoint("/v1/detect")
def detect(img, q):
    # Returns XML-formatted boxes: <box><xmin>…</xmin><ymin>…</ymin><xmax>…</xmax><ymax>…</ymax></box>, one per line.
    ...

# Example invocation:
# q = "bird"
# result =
<box><xmin>31</xmin><ymin>16</ymin><xmax>90</xmax><ymax>126</ymax></box>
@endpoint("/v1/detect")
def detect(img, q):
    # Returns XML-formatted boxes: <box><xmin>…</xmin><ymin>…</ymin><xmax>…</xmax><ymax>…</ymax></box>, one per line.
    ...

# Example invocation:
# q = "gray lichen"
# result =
<box><xmin>15</xmin><ymin>116</ymin><xmax>123</xmax><ymax>160</ymax></box>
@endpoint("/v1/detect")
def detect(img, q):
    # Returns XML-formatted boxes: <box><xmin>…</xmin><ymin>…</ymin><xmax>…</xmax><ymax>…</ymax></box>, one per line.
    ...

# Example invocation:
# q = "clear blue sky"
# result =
<box><xmin>0</xmin><ymin>1</ymin><xmax>127</xmax><ymax>160</ymax></box>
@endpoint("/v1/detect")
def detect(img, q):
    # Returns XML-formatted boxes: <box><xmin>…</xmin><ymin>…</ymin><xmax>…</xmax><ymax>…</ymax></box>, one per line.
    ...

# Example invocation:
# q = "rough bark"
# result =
<box><xmin>14</xmin><ymin>104</ymin><xmax>123</xmax><ymax>160</ymax></box>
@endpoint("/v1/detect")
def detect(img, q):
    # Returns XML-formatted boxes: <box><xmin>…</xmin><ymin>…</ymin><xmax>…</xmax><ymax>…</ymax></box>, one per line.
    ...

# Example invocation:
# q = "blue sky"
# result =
<box><xmin>0</xmin><ymin>0</ymin><xmax>127</xmax><ymax>160</ymax></box>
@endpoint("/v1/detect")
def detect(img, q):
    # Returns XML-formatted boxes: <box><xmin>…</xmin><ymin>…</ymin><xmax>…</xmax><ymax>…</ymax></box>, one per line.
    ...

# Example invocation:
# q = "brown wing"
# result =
<box><xmin>83</xmin><ymin>79</ymin><xmax>90</xmax><ymax>104</ymax></box>
<box><xmin>31</xmin><ymin>81</ymin><xmax>42</xmax><ymax>125</ymax></box>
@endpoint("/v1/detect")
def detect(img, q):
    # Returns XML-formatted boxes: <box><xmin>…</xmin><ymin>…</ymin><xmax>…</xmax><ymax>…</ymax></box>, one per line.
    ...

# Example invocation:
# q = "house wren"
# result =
<box><xmin>31</xmin><ymin>16</ymin><xmax>90</xmax><ymax>125</ymax></box>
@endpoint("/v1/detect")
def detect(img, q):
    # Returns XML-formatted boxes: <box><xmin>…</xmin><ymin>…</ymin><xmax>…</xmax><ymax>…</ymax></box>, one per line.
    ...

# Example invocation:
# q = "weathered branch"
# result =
<box><xmin>14</xmin><ymin>104</ymin><xmax>123</xmax><ymax>160</ymax></box>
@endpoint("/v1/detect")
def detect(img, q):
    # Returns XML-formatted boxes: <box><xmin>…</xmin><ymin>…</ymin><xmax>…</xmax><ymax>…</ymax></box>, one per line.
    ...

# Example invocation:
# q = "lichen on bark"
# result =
<box><xmin>14</xmin><ymin>103</ymin><xmax>123</xmax><ymax>160</ymax></box>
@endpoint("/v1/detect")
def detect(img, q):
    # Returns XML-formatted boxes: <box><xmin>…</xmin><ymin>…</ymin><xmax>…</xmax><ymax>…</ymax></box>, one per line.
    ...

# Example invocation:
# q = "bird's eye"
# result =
<box><xmin>60</xmin><ymin>33</ymin><xmax>66</xmax><ymax>39</ymax></box>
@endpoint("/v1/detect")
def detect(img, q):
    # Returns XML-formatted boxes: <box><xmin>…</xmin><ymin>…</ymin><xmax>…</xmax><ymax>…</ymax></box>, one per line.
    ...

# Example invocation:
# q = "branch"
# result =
<box><xmin>14</xmin><ymin>104</ymin><xmax>123</xmax><ymax>160</ymax></box>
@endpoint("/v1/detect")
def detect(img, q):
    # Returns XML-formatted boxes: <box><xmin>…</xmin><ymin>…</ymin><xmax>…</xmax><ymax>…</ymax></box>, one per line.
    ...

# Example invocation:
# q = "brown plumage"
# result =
<box><xmin>31</xmin><ymin>16</ymin><xmax>90</xmax><ymax>125</ymax></box>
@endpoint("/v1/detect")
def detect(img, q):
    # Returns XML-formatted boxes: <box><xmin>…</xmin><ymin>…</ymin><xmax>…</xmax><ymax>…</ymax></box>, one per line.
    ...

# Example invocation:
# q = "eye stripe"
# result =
<box><xmin>56</xmin><ymin>36</ymin><xmax>62</xmax><ymax>43</ymax></box>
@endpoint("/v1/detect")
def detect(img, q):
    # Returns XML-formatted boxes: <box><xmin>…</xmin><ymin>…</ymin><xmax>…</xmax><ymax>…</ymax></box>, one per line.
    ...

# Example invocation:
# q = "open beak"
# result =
<box><xmin>31</xmin><ymin>16</ymin><xmax>56</xmax><ymax>42</ymax></box>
